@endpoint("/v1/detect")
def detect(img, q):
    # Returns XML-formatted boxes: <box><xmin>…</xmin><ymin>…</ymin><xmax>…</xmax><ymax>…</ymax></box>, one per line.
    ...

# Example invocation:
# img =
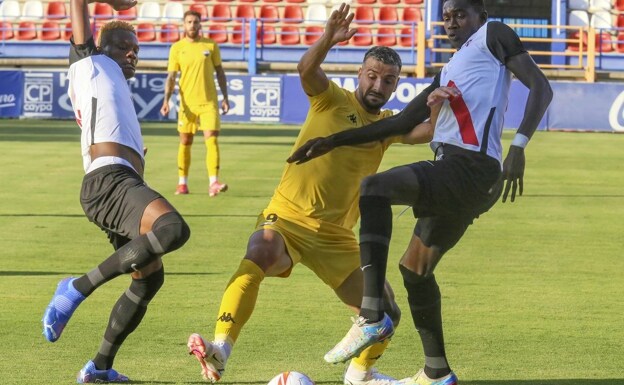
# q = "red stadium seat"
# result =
<box><xmin>208</xmin><ymin>24</ymin><xmax>228</xmax><ymax>43</ymax></box>
<box><xmin>263</xmin><ymin>0</ymin><xmax>282</xmax><ymax>2</ymax></box>
<box><xmin>46</xmin><ymin>1</ymin><xmax>67</xmax><ymax>19</ymax></box>
<box><xmin>617</xmin><ymin>32</ymin><xmax>624</xmax><ymax>52</ymax></box>
<box><xmin>258</xmin><ymin>25</ymin><xmax>276</xmax><ymax>44</ymax></box>
<box><xmin>93</xmin><ymin>3</ymin><xmax>114</xmax><ymax>20</ymax></box>
<box><xmin>378</xmin><ymin>7</ymin><xmax>398</xmax><ymax>24</ymax></box>
<box><xmin>17</xmin><ymin>21</ymin><xmax>37</xmax><ymax>40</ymax></box>
<box><xmin>376</xmin><ymin>26</ymin><xmax>397</xmax><ymax>46</ymax></box>
<box><xmin>617</xmin><ymin>14</ymin><xmax>624</xmax><ymax>28</ymax></box>
<box><xmin>285</xmin><ymin>0</ymin><xmax>305</xmax><ymax>3</ymax></box>
<box><xmin>240</xmin><ymin>0</ymin><xmax>258</xmax><ymax>3</ymax></box>
<box><xmin>215</xmin><ymin>0</ymin><xmax>234</xmax><ymax>2</ymax></box>
<box><xmin>380</xmin><ymin>0</ymin><xmax>400</xmax><ymax>4</ymax></box>
<box><xmin>354</xmin><ymin>6</ymin><xmax>375</xmax><ymax>24</ymax></box>
<box><xmin>235</xmin><ymin>4</ymin><xmax>256</xmax><ymax>22</ymax></box>
<box><xmin>0</xmin><ymin>22</ymin><xmax>14</xmax><ymax>40</ymax></box>
<box><xmin>283</xmin><ymin>5</ymin><xmax>304</xmax><ymax>24</ymax></box>
<box><xmin>231</xmin><ymin>24</ymin><xmax>250</xmax><ymax>43</ymax></box>
<box><xmin>399</xmin><ymin>26</ymin><xmax>416</xmax><ymax>47</ymax></box>
<box><xmin>567</xmin><ymin>30</ymin><xmax>586</xmax><ymax>51</ymax></box>
<box><xmin>595</xmin><ymin>32</ymin><xmax>614</xmax><ymax>52</ymax></box>
<box><xmin>616</xmin><ymin>0</ymin><xmax>624</xmax><ymax>10</ymax></box>
<box><xmin>353</xmin><ymin>27</ymin><xmax>373</xmax><ymax>46</ymax></box>
<box><xmin>188</xmin><ymin>3</ymin><xmax>208</xmax><ymax>21</ymax></box>
<box><xmin>64</xmin><ymin>21</ymin><xmax>72</xmax><ymax>40</ymax></box>
<box><xmin>41</xmin><ymin>20</ymin><xmax>61</xmax><ymax>40</ymax></box>
<box><xmin>259</xmin><ymin>5</ymin><xmax>279</xmax><ymax>23</ymax></box>
<box><xmin>136</xmin><ymin>22</ymin><xmax>156</xmax><ymax>42</ymax></box>
<box><xmin>116</xmin><ymin>7</ymin><xmax>137</xmax><ymax>20</ymax></box>
<box><xmin>304</xmin><ymin>25</ymin><xmax>323</xmax><ymax>45</ymax></box>
<box><xmin>159</xmin><ymin>23</ymin><xmax>180</xmax><ymax>42</ymax></box>
<box><xmin>212</xmin><ymin>4</ymin><xmax>232</xmax><ymax>22</ymax></box>
<box><xmin>280</xmin><ymin>26</ymin><xmax>300</xmax><ymax>44</ymax></box>
<box><xmin>402</xmin><ymin>7</ymin><xmax>422</xmax><ymax>25</ymax></box>
<box><xmin>357</xmin><ymin>0</ymin><xmax>377</xmax><ymax>4</ymax></box>
<box><xmin>404</xmin><ymin>0</ymin><xmax>424</xmax><ymax>3</ymax></box>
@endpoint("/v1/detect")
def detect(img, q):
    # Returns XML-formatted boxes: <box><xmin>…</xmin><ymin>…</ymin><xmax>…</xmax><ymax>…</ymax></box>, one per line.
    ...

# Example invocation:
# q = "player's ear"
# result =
<box><xmin>480</xmin><ymin>10</ymin><xmax>488</xmax><ymax>23</ymax></box>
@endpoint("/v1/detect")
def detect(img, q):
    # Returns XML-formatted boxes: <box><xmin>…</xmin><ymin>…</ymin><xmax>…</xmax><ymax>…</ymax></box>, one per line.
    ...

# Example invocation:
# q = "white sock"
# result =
<box><xmin>345</xmin><ymin>363</ymin><xmax>369</xmax><ymax>381</ymax></box>
<box><xmin>209</xmin><ymin>176</ymin><xmax>218</xmax><ymax>184</ymax></box>
<box><xmin>179</xmin><ymin>176</ymin><xmax>188</xmax><ymax>185</ymax></box>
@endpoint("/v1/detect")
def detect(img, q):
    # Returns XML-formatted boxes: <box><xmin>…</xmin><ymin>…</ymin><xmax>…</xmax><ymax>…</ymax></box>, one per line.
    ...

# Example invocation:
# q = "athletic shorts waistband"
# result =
<box><xmin>86</xmin><ymin>156</ymin><xmax>136</xmax><ymax>175</ymax></box>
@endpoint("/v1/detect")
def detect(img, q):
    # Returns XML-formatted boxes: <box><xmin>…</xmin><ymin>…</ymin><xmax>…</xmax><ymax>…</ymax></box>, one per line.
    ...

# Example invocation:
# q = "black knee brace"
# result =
<box><xmin>150</xmin><ymin>212</ymin><xmax>191</xmax><ymax>254</ymax></box>
<box><xmin>399</xmin><ymin>264</ymin><xmax>441</xmax><ymax>308</ymax></box>
<box><xmin>129</xmin><ymin>267</ymin><xmax>165</xmax><ymax>303</ymax></box>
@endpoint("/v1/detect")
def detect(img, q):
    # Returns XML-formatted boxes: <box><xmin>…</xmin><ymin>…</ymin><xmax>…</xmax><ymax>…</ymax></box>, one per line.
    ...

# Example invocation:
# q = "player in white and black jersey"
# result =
<box><xmin>41</xmin><ymin>0</ymin><xmax>190</xmax><ymax>382</ymax></box>
<box><xmin>288</xmin><ymin>0</ymin><xmax>553</xmax><ymax>384</ymax></box>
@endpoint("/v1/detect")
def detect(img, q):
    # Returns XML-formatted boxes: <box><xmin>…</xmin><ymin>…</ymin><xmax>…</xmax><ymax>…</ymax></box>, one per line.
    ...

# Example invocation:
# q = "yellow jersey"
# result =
<box><xmin>268</xmin><ymin>81</ymin><xmax>399</xmax><ymax>230</ymax></box>
<box><xmin>167</xmin><ymin>37</ymin><xmax>222</xmax><ymax>106</ymax></box>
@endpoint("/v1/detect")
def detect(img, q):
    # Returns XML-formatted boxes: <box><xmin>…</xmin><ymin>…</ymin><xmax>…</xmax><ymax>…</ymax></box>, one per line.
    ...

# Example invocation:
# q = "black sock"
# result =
<box><xmin>400</xmin><ymin>265</ymin><xmax>450</xmax><ymax>378</ymax></box>
<box><xmin>359</xmin><ymin>195</ymin><xmax>392</xmax><ymax>323</ymax></box>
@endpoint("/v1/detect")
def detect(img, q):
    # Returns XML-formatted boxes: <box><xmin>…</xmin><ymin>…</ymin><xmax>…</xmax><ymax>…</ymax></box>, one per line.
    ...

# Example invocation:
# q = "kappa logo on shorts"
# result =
<box><xmin>260</xmin><ymin>213</ymin><xmax>278</xmax><ymax>226</ymax></box>
<box><xmin>217</xmin><ymin>312</ymin><xmax>236</xmax><ymax>323</ymax></box>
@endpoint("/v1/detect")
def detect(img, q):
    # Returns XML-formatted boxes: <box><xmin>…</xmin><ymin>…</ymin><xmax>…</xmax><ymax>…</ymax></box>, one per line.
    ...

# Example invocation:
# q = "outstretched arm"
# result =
<box><xmin>287</xmin><ymin>77</ymin><xmax>439</xmax><ymax>164</ymax></box>
<box><xmin>501</xmin><ymin>52</ymin><xmax>553</xmax><ymax>202</ymax></box>
<box><xmin>71</xmin><ymin>0</ymin><xmax>136</xmax><ymax>45</ymax></box>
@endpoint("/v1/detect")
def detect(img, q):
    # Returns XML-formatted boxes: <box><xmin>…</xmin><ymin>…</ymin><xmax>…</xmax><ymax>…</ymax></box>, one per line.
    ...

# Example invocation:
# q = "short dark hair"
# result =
<box><xmin>184</xmin><ymin>10</ymin><xmax>201</xmax><ymax>20</ymax></box>
<box><xmin>363</xmin><ymin>46</ymin><xmax>402</xmax><ymax>70</ymax></box>
<box><xmin>443</xmin><ymin>0</ymin><xmax>486</xmax><ymax>13</ymax></box>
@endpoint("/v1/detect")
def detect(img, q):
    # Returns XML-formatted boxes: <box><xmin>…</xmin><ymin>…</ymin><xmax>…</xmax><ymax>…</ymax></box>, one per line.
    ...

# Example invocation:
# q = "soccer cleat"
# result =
<box><xmin>325</xmin><ymin>314</ymin><xmax>394</xmax><ymax>364</ymax></box>
<box><xmin>188</xmin><ymin>333</ymin><xmax>227</xmax><ymax>382</ymax></box>
<box><xmin>42</xmin><ymin>277</ymin><xmax>86</xmax><ymax>342</ymax></box>
<box><xmin>175</xmin><ymin>184</ymin><xmax>189</xmax><ymax>195</ymax></box>
<box><xmin>344</xmin><ymin>367</ymin><xmax>398</xmax><ymax>385</ymax></box>
<box><xmin>208</xmin><ymin>181</ymin><xmax>228</xmax><ymax>197</ymax></box>
<box><xmin>77</xmin><ymin>360</ymin><xmax>129</xmax><ymax>383</ymax></box>
<box><xmin>397</xmin><ymin>369</ymin><xmax>458</xmax><ymax>385</ymax></box>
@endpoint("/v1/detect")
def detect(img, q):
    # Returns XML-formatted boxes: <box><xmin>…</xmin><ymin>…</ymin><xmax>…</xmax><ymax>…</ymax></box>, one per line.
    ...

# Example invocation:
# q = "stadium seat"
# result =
<box><xmin>616</xmin><ymin>32</ymin><xmax>624</xmax><ymax>52</ymax></box>
<box><xmin>568</xmin><ymin>0</ymin><xmax>589</xmax><ymax>10</ymax></box>
<box><xmin>215</xmin><ymin>0</ymin><xmax>234</xmax><ymax>2</ymax></box>
<box><xmin>0</xmin><ymin>22</ymin><xmax>14</xmax><ymax>40</ymax></box>
<box><xmin>566</xmin><ymin>30</ymin><xmax>586</xmax><ymax>51</ymax></box>
<box><xmin>41</xmin><ymin>20</ymin><xmax>61</xmax><ymax>40</ymax></box>
<box><xmin>399</xmin><ymin>26</ymin><xmax>416</xmax><ymax>47</ymax></box>
<box><xmin>280</xmin><ymin>26</ymin><xmax>300</xmax><ymax>45</ymax></box>
<box><xmin>159</xmin><ymin>23</ymin><xmax>180</xmax><ymax>42</ymax></box>
<box><xmin>162</xmin><ymin>2</ymin><xmax>184</xmax><ymax>21</ymax></box>
<box><xmin>208</xmin><ymin>24</ymin><xmax>228</xmax><ymax>43</ymax></box>
<box><xmin>17</xmin><ymin>21</ymin><xmax>37</xmax><ymax>40</ymax></box>
<box><xmin>617</xmin><ymin>14</ymin><xmax>624</xmax><ymax>28</ymax></box>
<box><xmin>285</xmin><ymin>0</ymin><xmax>305</xmax><ymax>3</ymax></box>
<box><xmin>305</xmin><ymin>4</ymin><xmax>327</xmax><ymax>24</ymax></box>
<box><xmin>21</xmin><ymin>0</ymin><xmax>44</xmax><ymax>20</ymax></box>
<box><xmin>617</xmin><ymin>0</ymin><xmax>624</xmax><ymax>11</ymax></box>
<box><xmin>212</xmin><ymin>4</ymin><xmax>232</xmax><ymax>22</ymax></box>
<box><xmin>404</xmin><ymin>0</ymin><xmax>423</xmax><ymax>4</ymax></box>
<box><xmin>568</xmin><ymin>10</ymin><xmax>589</xmax><ymax>27</ymax></box>
<box><xmin>136</xmin><ymin>22</ymin><xmax>156</xmax><ymax>41</ymax></box>
<box><xmin>262</xmin><ymin>0</ymin><xmax>283</xmax><ymax>3</ymax></box>
<box><xmin>188</xmin><ymin>3</ymin><xmax>208</xmax><ymax>21</ymax></box>
<box><xmin>93</xmin><ymin>2</ymin><xmax>114</xmax><ymax>20</ymax></box>
<box><xmin>378</xmin><ymin>7</ymin><xmax>398</xmax><ymax>24</ymax></box>
<box><xmin>0</xmin><ymin>0</ymin><xmax>20</xmax><ymax>21</ymax></box>
<box><xmin>402</xmin><ymin>6</ymin><xmax>422</xmax><ymax>25</ymax></box>
<box><xmin>240</xmin><ymin>0</ymin><xmax>258</xmax><ymax>3</ymax></box>
<box><xmin>138</xmin><ymin>2</ymin><xmax>161</xmax><ymax>21</ymax></box>
<box><xmin>46</xmin><ymin>1</ymin><xmax>67</xmax><ymax>20</ymax></box>
<box><xmin>590</xmin><ymin>11</ymin><xmax>613</xmax><ymax>30</ymax></box>
<box><xmin>304</xmin><ymin>25</ymin><xmax>323</xmax><ymax>45</ymax></box>
<box><xmin>259</xmin><ymin>5</ymin><xmax>280</xmax><ymax>23</ymax></box>
<box><xmin>595</xmin><ymin>32</ymin><xmax>614</xmax><ymax>52</ymax></box>
<box><xmin>380</xmin><ymin>0</ymin><xmax>400</xmax><ymax>4</ymax></box>
<box><xmin>283</xmin><ymin>5</ymin><xmax>304</xmax><ymax>24</ymax></box>
<box><xmin>590</xmin><ymin>0</ymin><xmax>612</xmax><ymax>11</ymax></box>
<box><xmin>231</xmin><ymin>24</ymin><xmax>250</xmax><ymax>43</ymax></box>
<box><xmin>116</xmin><ymin>7</ymin><xmax>137</xmax><ymax>20</ymax></box>
<box><xmin>354</xmin><ymin>6</ymin><xmax>374</xmax><ymax>24</ymax></box>
<box><xmin>235</xmin><ymin>4</ymin><xmax>256</xmax><ymax>22</ymax></box>
<box><xmin>64</xmin><ymin>21</ymin><xmax>72</xmax><ymax>40</ymax></box>
<box><xmin>376</xmin><ymin>26</ymin><xmax>396</xmax><ymax>46</ymax></box>
<box><xmin>258</xmin><ymin>25</ymin><xmax>277</xmax><ymax>44</ymax></box>
<box><xmin>353</xmin><ymin>26</ymin><xmax>373</xmax><ymax>46</ymax></box>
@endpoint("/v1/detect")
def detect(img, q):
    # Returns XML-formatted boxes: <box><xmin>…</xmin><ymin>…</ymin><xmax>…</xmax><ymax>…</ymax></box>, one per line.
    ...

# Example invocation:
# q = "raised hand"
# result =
<box><xmin>286</xmin><ymin>137</ymin><xmax>333</xmax><ymax>164</ymax></box>
<box><xmin>325</xmin><ymin>3</ymin><xmax>357</xmax><ymax>45</ymax></box>
<box><xmin>103</xmin><ymin>0</ymin><xmax>137</xmax><ymax>12</ymax></box>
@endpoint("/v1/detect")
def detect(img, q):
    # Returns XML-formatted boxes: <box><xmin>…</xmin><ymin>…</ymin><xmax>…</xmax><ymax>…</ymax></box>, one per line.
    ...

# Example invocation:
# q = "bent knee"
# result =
<box><xmin>245</xmin><ymin>244</ymin><xmax>291</xmax><ymax>275</ymax></box>
<box><xmin>152</xmin><ymin>212</ymin><xmax>190</xmax><ymax>253</ymax></box>
<box><xmin>360</xmin><ymin>175</ymin><xmax>387</xmax><ymax>197</ymax></box>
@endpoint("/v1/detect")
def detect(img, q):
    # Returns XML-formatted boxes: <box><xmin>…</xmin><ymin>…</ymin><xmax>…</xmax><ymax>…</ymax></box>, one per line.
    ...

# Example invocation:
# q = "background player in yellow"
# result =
<box><xmin>161</xmin><ymin>10</ymin><xmax>230</xmax><ymax>197</ymax></box>
<box><xmin>185</xmin><ymin>4</ymin><xmax>436</xmax><ymax>385</ymax></box>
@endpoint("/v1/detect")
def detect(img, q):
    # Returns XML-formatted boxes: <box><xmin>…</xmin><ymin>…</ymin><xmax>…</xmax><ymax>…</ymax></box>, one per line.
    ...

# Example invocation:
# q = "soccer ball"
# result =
<box><xmin>267</xmin><ymin>371</ymin><xmax>315</xmax><ymax>385</ymax></box>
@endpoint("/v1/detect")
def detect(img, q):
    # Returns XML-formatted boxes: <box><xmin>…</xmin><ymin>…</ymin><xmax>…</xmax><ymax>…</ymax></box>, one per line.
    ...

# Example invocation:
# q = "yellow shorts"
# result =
<box><xmin>255</xmin><ymin>209</ymin><xmax>360</xmax><ymax>289</ymax></box>
<box><xmin>177</xmin><ymin>103</ymin><xmax>220</xmax><ymax>134</ymax></box>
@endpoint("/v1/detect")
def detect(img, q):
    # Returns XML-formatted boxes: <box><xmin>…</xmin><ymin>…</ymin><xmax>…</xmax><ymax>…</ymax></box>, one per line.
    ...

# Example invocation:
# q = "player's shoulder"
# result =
<box><xmin>486</xmin><ymin>21</ymin><xmax>518</xmax><ymax>38</ymax></box>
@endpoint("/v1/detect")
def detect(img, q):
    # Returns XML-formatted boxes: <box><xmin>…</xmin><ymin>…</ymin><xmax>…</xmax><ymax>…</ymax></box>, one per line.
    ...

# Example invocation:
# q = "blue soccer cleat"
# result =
<box><xmin>397</xmin><ymin>370</ymin><xmax>458</xmax><ymax>385</ymax></box>
<box><xmin>77</xmin><ymin>360</ymin><xmax>129</xmax><ymax>383</ymax></box>
<box><xmin>324</xmin><ymin>314</ymin><xmax>394</xmax><ymax>364</ymax></box>
<box><xmin>42</xmin><ymin>277</ymin><xmax>86</xmax><ymax>342</ymax></box>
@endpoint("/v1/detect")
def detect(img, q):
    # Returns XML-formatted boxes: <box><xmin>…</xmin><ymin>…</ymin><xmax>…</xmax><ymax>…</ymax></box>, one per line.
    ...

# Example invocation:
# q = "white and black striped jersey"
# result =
<box><xmin>67</xmin><ymin>37</ymin><xmax>144</xmax><ymax>173</ymax></box>
<box><xmin>433</xmin><ymin>21</ymin><xmax>526</xmax><ymax>164</ymax></box>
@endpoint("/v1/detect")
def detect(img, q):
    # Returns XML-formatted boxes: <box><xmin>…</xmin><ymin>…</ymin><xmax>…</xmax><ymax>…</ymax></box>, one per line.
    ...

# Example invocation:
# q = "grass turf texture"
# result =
<box><xmin>0</xmin><ymin>119</ymin><xmax>623</xmax><ymax>385</ymax></box>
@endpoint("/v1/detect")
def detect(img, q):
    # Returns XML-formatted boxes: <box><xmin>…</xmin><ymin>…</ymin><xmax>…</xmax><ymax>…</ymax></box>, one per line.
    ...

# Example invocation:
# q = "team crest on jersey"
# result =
<box><xmin>347</xmin><ymin>113</ymin><xmax>357</xmax><ymax>124</ymax></box>
<box><xmin>203</xmin><ymin>50</ymin><xmax>211</xmax><ymax>56</ymax></box>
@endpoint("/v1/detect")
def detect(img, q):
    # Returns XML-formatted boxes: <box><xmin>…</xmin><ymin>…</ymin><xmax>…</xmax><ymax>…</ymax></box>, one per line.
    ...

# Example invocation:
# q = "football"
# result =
<box><xmin>267</xmin><ymin>371</ymin><xmax>315</xmax><ymax>385</ymax></box>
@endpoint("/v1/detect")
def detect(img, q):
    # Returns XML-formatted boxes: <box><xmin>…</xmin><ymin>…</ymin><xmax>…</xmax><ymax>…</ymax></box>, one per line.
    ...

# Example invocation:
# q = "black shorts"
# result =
<box><xmin>409</xmin><ymin>144</ymin><xmax>502</xmax><ymax>254</ymax></box>
<box><xmin>80</xmin><ymin>164</ymin><xmax>163</xmax><ymax>249</ymax></box>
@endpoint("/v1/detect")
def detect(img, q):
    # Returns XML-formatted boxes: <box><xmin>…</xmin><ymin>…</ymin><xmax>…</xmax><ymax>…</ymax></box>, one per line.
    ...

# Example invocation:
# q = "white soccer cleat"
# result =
<box><xmin>187</xmin><ymin>333</ymin><xmax>227</xmax><ymax>382</ymax></box>
<box><xmin>344</xmin><ymin>368</ymin><xmax>398</xmax><ymax>385</ymax></box>
<box><xmin>325</xmin><ymin>314</ymin><xmax>394</xmax><ymax>364</ymax></box>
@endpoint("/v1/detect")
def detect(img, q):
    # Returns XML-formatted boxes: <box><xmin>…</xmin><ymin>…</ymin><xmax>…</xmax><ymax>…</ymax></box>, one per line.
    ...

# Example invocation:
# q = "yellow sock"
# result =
<box><xmin>205</xmin><ymin>136</ymin><xmax>220</xmax><ymax>179</ymax></box>
<box><xmin>178</xmin><ymin>143</ymin><xmax>191</xmax><ymax>178</ymax></box>
<box><xmin>214</xmin><ymin>259</ymin><xmax>264</xmax><ymax>345</ymax></box>
<box><xmin>350</xmin><ymin>339</ymin><xmax>391</xmax><ymax>372</ymax></box>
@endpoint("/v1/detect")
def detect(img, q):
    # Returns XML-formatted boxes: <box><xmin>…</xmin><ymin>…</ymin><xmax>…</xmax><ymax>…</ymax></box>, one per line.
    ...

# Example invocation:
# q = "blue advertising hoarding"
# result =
<box><xmin>0</xmin><ymin>71</ymin><xmax>24</xmax><ymax>118</ymax></box>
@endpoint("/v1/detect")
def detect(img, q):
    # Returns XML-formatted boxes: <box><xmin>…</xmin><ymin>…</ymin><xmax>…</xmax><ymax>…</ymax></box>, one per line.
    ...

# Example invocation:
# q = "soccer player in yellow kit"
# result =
<box><xmin>161</xmin><ymin>10</ymin><xmax>230</xmax><ymax>197</ymax></box>
<box><xmin>187</xmin><ymin>4</ymin><xmax>434</xmax><ymax>385</ymax></box>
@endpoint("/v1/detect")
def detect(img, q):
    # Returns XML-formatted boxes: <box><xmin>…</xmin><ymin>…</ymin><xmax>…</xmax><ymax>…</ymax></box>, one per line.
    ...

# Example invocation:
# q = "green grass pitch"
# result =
<box><xmin>0</xmin><ymin>119</ymin><xmax>623</xmax><ymax>384</ymax></box>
